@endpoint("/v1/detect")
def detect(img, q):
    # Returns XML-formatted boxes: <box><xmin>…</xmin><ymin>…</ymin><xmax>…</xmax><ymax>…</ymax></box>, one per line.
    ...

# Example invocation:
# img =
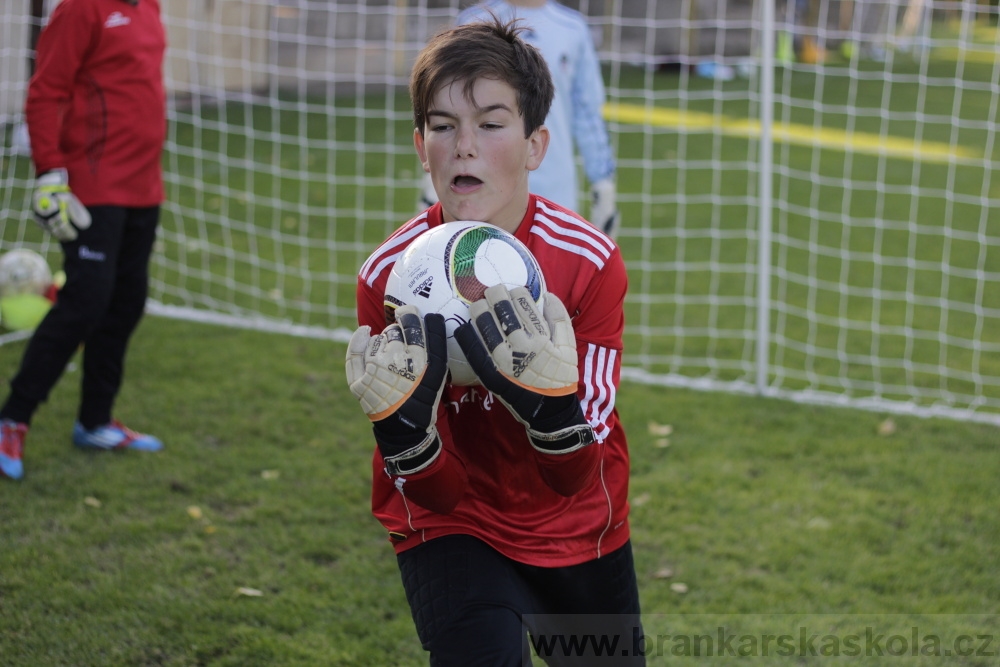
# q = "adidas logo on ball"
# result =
<box><xmin>384</xmin><ymin>221</ymin><xmax>547</xmax><ymax>386</ymax></box>
<box><xmin>414</xmin><ymin>276</ymin><xmax>433</xmax><ymax>299</ymax></box>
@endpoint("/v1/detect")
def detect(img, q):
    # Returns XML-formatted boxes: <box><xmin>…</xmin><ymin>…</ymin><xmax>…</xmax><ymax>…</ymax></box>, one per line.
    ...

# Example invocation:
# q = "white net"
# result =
<box><xmin>1</xmin><ymin>0</ymin><xmax>998</xmax><ymax>424</ymax></box>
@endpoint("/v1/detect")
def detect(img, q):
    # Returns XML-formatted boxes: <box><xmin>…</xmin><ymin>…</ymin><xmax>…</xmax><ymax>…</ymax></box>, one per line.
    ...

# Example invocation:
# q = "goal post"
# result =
<box><xmin>1</xmin><ymin>0</ymin><xmax>998</xmax><ymax>425</ymax></box>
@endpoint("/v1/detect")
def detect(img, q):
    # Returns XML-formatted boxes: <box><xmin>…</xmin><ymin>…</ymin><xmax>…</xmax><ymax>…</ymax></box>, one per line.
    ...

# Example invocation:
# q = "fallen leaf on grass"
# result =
<box><xmin>807</xmin><ymin>516</ymin><xmax>831</xmax><ymax>530</ymax></box>
<box><xmin>187</xmin><ymin>506</ymin><xmax>203</xmax><ymax>520</ymax></box>
<box><xmin>877</xmin><ymin>418</ymin><xmax>896</xmax><ymax>436</ymax></box>
<box><xmin>648</xmin><ymin>422</ymin><xmax>673</xmax><ymax>437</ymax></box>
<box><xmin>261</xmin><ymin>469</ymin><xmax>280</xmax><ymax>480</ymax></box>
<box><xmin>83</xmin><ymin>497</ymin><xmax>102</xmax><ymax>508</ymax></box>
<box><xmin>670</xmin><ymin>582</ymin><xmax>689</xmax><ymax>594</ymax></box>
<box><xmin>235</xmin><ymin>587</ymin><xmax>263</xmax><ymax>597</ymax></box>
<box><xmin>653</xmin><ymin>567</ymin><xmax>674</xmax><ymax>579</ymax></box>
<box><xmin>632</xmin><ymin>492</ymin><xmax>652</xmax><ymax>507</ymax></box>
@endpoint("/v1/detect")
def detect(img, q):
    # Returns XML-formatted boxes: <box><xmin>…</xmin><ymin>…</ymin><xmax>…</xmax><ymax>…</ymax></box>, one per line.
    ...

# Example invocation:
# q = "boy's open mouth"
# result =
<box><xmin>453</xmin><ymin>175</ymin><xmax>483</xmax><ymax>187</ymax></box>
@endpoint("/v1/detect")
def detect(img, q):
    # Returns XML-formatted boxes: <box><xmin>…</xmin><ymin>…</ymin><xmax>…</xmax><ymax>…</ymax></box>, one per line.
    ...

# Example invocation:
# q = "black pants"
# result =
<box><xmin>397</xmin><ymin>534</ymin><xmax>645</xmax><ymax>666</ymax></box>
<box><xmin>1</xmin><ymin>205</ymin><xmax>159</xmax><ymax>429</ymax></box>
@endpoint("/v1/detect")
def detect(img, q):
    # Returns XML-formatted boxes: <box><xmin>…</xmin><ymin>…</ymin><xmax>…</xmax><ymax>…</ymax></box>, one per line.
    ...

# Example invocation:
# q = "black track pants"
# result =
<box><xmin>397</xmin><ymin>534</ymin><xmax>645</xmax><ymax>666</ymax></box>
<box><xmin>1</xmin><ymin>205</ymin><xmax>159</xmax><ymax>428</ymax></box>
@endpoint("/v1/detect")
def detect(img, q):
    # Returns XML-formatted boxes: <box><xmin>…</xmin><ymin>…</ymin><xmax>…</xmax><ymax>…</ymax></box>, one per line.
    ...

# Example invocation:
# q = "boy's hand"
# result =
<box><xmin>31</xmin><ymin>169</ymin><xmax>92</xmax><ymax>241</ymax></box>
<box><xmin>455</xmin><ymin>286</ymin><xmax>595</xmax><ymax>454</ymax></box>
<box><xmin>346</xmin><ymin>307</ymin><xmax>448</xmax><ymax>475</ymax></box>
<box><xmin>590</xmin><ymin>177</ymin><xmax>620</xmax><ymax>239</ymax></box>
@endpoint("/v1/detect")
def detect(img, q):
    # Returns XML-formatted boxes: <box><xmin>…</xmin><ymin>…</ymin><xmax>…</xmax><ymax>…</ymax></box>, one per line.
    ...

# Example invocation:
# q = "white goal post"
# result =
<box><xmin>1</xmin><ymin>0</ymin><xmax>998</xmax><ymax>425</ymax></box>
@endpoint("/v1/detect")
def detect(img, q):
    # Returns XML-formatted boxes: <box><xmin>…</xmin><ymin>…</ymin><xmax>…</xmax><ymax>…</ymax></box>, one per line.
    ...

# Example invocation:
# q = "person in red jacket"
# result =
<box><xmin>0</xmin><ymin>0</ymin><xmax>167</xmax><ymax>481</ymax></box>
<box><xmin>346</xmin><ymin>16</ymin><xmax>643</xmax><ymax>665</ymax></box>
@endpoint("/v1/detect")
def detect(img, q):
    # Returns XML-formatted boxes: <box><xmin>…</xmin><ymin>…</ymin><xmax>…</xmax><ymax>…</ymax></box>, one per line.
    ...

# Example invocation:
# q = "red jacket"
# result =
<box><xmin>356</xmin><ymin>196</ymin><xmax>632</xmax><ymax>567</ymax></box>
<box><xmin>25</xmin><ymin>0</ymin><xmax>166</xmax><ymax>207</ymax></box>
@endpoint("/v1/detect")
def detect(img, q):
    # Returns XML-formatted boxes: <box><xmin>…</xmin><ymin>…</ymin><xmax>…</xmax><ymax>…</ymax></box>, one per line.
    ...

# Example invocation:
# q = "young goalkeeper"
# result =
<box><xmin>0</xmin><ymin>0</ymin><xmax>166</xmax><ymax>481</ymax></box>
<box><xmin>346</xmin><ymin>15</ymin><xmax>643</xmax><ymax>665</ymax></box>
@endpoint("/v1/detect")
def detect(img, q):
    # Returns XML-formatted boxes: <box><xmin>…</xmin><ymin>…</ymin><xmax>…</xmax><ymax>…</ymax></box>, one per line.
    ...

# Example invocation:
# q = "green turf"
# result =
<box><xmin>2</xmin><ymin>37</ymin><xmax>1000</xmax><ymax>661</ymax></box>
<box><xmin>0</xmin><ymin>315</ymin><xmax>997</xmax><ymax>665</ymax></box>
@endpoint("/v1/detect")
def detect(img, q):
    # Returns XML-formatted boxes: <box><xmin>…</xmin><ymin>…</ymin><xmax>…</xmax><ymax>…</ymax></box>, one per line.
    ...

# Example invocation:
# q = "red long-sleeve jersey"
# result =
<box><xmin>25</xmin><ymin>0</ymin><xmax>166</xmax><ymax>207</ymax></box>
<box><xmin>356</xmin><ymin>196</ymin><xmax>632</xmax><ymax>567</ymax></box>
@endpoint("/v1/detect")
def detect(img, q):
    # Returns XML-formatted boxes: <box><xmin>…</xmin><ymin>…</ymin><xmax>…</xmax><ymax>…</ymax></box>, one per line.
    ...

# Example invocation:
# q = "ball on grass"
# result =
<box><xmin>0</xmin><ymin>293</ymin><xmax>52</xmax><ymax>331</ymax></box>
<box><xmin>0</xmin><ymin>249</ymin><xmax>52</xmax><ymax>297</ymax></box>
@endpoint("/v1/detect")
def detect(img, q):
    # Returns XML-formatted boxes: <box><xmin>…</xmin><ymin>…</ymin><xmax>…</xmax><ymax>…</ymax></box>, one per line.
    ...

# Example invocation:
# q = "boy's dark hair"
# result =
<box><xmin>410</xmin><ymin>14</ymin><xmax>555</xmax><ymax>138</ymax></box>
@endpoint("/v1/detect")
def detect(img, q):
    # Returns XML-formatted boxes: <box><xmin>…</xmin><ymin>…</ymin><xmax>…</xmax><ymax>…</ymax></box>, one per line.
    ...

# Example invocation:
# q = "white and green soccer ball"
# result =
<box><xmin>384</xmin><ymin>221</ymin><xmax>547</xmax><ymax>386</ymax></box>
<box><xmin>0</xmin><ymin>249</ymin><xmax>52</xmax><ymax>298</ymax></box>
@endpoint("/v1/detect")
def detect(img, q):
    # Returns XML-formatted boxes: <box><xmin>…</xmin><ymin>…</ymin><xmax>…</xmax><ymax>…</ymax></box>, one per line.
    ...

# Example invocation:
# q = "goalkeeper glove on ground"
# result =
<box><xmin>31</xmin><ymin>169</ymin><xmax>92</xmax><ymax>242</ymax></box>
<box><xmin>346</xmin><ymin>307</ymin><xmax>448</xmax><ymax>476</ymax></box>
<box><xmin>455</xmin><ymin>285</ymin><xmax>595</xmax><ymax>455</ymax></box>
<box><xmin>590</xmin><ymin>177</ymin><xmax>621</xmax><ymax>239</ymax></box>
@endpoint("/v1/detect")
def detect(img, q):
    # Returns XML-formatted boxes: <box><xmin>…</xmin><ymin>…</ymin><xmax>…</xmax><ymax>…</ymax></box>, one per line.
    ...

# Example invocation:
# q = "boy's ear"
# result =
<box><xmin>526</xmin><ymin>125</ymin><xmax>550</xmax><ymax>172</ymax></box>
<box><xmin>413</xmin><ymin>127</ymin><xmax>431</xmax><ymax>173</ymax></box>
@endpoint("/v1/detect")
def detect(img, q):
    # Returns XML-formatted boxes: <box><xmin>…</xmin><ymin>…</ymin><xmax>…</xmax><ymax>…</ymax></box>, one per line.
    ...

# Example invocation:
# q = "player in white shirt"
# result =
<box><xmin>419</xmin><ymin>0</ymin><xmax>621</xmax><ymax>238</ymax></box>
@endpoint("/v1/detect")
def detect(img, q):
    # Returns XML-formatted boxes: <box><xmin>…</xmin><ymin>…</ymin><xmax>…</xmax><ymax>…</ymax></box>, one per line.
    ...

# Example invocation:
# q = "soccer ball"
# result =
<box><xmin>384</xmin><ymin>221</ymin><xmax>547</xmax><ymax>386</ymax></box>
<box><xmin>0</xmin><ymin>249</ymin><xmax>53</xmax><ymax>298</ymax></box>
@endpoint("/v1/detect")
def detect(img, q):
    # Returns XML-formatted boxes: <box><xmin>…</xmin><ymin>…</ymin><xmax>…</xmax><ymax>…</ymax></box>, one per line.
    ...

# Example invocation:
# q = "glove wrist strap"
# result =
<box><xmin>527</xmin><ymin>395</ymin><xmax>582</xmax><ymax>434</ymax></box>
<box><xmin>528</xmin><ymin>423</ymin><xmax>596</xmax><ymax>455</ymax></box>
<box><xmin>380</xmin><ymin>429</ymin><xmax>442</xmax><ymax>476</ymax></box>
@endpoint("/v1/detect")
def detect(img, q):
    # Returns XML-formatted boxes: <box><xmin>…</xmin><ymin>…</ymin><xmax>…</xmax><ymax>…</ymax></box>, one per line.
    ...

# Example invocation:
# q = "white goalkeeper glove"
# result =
<box><xmin>590</xmin><ymin>177</ymin><xmax>621</xmax><ymax>239</ymax></box>
<box><xmin>455</xmin><ymin>285</ymin><xmax>595</xmax><ymax>455</ymax></box>
<box><xmin>346</xmin><ymin>307</ymin><xmax>449</xmax><ymax>475</ymax></box>
<box><xmin>31</xmin><ymin>169</ymin><xmax>92</xmax><ymax>242</ymax></box>
<box><xmin>417</xmin><ymin>172</ymin><xmax>438</xmax><ymax>211</ymax></box>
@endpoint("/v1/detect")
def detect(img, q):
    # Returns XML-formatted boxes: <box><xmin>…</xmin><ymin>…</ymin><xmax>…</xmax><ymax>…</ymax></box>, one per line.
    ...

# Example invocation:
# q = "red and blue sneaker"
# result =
<box><xmin>0</xmin><ymin>419</ymin><xmax>28</xmax><ymax>480</ymax></box>
<box><xmin>73</xmin><ymin>420</ymin><xmax>163</xmax><ymax>452</ymax></box>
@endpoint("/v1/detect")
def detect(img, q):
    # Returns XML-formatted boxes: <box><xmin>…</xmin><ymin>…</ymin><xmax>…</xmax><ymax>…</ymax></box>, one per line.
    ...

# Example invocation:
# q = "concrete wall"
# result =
<box><xmin>166</xmin><ymin>0</ymin><xmax>271</xmax><ymax>98</ymax></box>
<box><xmin>0</xmin><ymin>0</ymin><xmax>34</xmax><ymax>118</ymax></box>
<box><xmin>0</xmin><ymin>0</ymin><xmax>271</xmax><ymax>118</ymax></box>
<box><xmin>0</xmin><ymin>0</ymin><xmax>759</xmax><ymax>119</ymax></box>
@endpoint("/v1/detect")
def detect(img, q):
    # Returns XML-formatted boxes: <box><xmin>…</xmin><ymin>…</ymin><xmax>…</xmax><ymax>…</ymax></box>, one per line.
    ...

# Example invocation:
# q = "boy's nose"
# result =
<box><xmin>454</xmin><ymin>128</ymin><xmax>477</xmax><ymax>158</ymax></box>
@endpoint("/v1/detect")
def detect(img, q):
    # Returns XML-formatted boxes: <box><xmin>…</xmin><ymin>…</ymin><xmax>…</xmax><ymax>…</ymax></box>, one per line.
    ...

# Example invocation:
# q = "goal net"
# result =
<box><xmin>1</xmin><ymin>0</ymin><xmax>998</xmax><ymax>425</ymax></box>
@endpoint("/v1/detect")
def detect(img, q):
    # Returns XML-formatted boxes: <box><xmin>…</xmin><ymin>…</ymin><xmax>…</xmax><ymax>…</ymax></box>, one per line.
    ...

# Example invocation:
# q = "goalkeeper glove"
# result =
<box><xmin>590</xmin><ymin>177</ymin><xmax>621</xmax><ymax>239</ymax></box>
<box><xmin>31</xmin><ymin>169</ymin><xmax>92</xmax><ymax>242</ymax></box>
<box><xmin>455</xmin><ymin>285</ymin><xmax>596</xmax><ymax>455</ymax></box>
<box><xmin>346</xmin><ymin>307</ymin><xmax>448</xmax><ymax>476</ymax></box>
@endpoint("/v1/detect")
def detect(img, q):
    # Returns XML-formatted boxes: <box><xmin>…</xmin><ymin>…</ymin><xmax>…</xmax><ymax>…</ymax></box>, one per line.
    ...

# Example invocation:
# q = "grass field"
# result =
<box><xmin>1</xmin><ymin>26</ymin><xmax>999</xmax><ymax>665</ymax></box>
<box><xmin>0</xmin><ymin>316</ymin><xmax>998</xmax><ymax>665</ymax></box>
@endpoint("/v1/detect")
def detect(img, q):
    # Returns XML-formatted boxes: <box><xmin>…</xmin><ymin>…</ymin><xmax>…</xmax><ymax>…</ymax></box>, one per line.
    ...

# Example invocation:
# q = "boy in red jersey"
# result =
<box><xmin>0</xmin><ymin>0</ymin><xmax>166</xmax><ymax>481</ymax></box>
<box><xmin>346</xmin><ymin>15</ymin><xmax>643</xmax><ymax>665</ymax></box>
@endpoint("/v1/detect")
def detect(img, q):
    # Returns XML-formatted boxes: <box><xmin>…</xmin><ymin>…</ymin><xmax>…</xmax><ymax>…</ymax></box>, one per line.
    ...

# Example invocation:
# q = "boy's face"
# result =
<box><xmin>414</xmin><ymin>77</ymin><xmax>549</xmax><ymax>234</ymax></box>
